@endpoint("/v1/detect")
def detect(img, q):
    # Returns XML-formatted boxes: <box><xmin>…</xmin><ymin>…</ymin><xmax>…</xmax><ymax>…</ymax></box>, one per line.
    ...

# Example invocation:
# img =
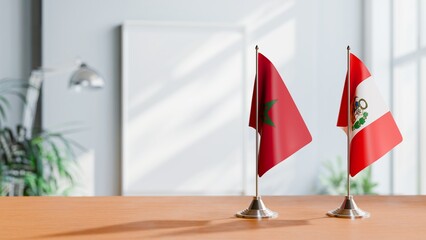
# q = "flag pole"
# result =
<box><xmin>236</xmin><ymin>45</ymin><xmax>277</xmax><ymax>219</ymax></box>
<box><xmin>346</xmin><ymin>45</ymin><xmax>351</xmax><ymax>198</ymax></box>
<box><xmin>326</xmin><ymin>46</ymin><xmax>369</xmax><ymax>219</ymax></box>
<box><xmin>255</xmin><ymin>45</ymin><xmax>259</xmax><ymax>198</ymax></box>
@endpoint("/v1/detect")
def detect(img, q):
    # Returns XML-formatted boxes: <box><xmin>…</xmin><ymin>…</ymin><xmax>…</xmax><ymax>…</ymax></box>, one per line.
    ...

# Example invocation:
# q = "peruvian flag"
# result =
<box><xmin>249</xmin><ymin>53</ymin><xmax>312</xmax><ymax>177</ymax></box>
<box><xmin>337</xmin><ymin>53</ymin><xmax>403</xmax><ymax>176</ymax></box>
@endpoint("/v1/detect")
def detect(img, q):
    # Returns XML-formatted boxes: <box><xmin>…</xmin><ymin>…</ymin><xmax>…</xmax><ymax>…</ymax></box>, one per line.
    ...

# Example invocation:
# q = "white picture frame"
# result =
<box><xmin>121</xmin><ymin>21</ymin><xmax>248</xmax><ymax>195</ymax></box>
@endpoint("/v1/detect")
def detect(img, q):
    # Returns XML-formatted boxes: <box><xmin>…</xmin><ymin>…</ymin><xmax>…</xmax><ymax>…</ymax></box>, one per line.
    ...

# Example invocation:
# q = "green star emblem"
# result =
<box><xmin>263</xmin><ymin>99</ymin><xmax>278</xmax><ymax>127</ymax></box>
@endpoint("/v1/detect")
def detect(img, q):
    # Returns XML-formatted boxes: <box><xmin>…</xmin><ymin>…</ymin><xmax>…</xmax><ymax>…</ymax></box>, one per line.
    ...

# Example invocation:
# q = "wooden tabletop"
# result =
<box><xmin>1</xmin><ymin>196</ymin><xmax>425</xmax><ymax>239</ymax></box>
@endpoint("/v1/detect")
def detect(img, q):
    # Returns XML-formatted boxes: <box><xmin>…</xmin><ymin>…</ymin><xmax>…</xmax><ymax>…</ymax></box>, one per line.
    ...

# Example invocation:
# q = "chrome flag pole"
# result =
<box><xmin>327</xmin><ymin>46</ymin><xmax>369</xmax><ymax>219</ymax></box>
<box><xmin>236</xmin><ymin>45</ymin><xmax>277</xmax><ymax>219</ymax></box>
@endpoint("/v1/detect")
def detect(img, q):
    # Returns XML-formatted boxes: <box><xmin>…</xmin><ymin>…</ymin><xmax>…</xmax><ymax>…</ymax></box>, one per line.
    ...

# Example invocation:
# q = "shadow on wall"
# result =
<box><xmin>122</xmin><ymin>0</ymin><xmax>311</xmax><ymax>195</ymax></box>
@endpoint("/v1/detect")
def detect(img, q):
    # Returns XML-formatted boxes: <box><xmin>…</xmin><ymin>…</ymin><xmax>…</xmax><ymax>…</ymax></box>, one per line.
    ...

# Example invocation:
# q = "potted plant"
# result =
<box><xmin>0</xmin><ymin>79</ymin><xmax>80</xmax><ymax>196</ymax></box>
<box><xmin>318</xmin><ymin>156</ymin><xmax>378</xmax><ymax>195</ymax></box>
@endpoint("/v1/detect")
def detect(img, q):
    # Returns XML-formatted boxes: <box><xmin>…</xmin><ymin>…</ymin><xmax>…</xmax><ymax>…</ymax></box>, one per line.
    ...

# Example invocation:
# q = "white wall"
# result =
<box><xmin>365</xmin><ymin>0</ymin><xmax>426</xmax><ymax>195</ymax></box>
<box><xmin>0</xmin><ymin>0</ymin><xmax>32</xmax><ymax>127</ymax></box>
<box><xmin>43</xmin><ymin>0</ymin><xmax>363</xmax><ymax>195</ymax></box>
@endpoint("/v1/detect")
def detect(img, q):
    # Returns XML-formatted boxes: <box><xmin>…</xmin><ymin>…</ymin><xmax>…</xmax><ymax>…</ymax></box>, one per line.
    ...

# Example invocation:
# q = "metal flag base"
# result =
<box><xmin>327</xmin><ymin>195</ymin><xmax>370</xmax><ymax>219</ymax></box>
<box><xmin>236</xmin><ymin>196</ymin><xmax>278</xmax><ymax>219</ymax></box>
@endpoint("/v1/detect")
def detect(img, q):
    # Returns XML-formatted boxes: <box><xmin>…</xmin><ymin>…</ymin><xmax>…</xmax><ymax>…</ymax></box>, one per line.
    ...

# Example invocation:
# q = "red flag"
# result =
<box><xmin>249</xmin><ymin>53</ymin><xmax>312</xmax><ymax>177</ymax></box>
<box><xmin>337</xmin><ymin>53</ymin><xmax>403</xmax><ymax>176</ymax></box>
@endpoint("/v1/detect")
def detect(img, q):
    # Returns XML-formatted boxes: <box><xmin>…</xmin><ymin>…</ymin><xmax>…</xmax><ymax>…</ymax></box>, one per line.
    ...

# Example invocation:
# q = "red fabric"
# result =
<box><xmin>337</xmin><ymin>53</ymin><xmax>371</xmax><ymax>127</ymax></box>
<box><xmin>336</xmin><ymin>53</ymin><xmax>402</xmax><ymax>176</ymax></box>
<box><xmin>350</xmin><ymin>112</ymin><xmax>402</xmax><ymax>176</ymax></box>
<box><xmin>249</xmin><ymin>53</ymin><xmax>312</xmax><ymax>177</ymax></box>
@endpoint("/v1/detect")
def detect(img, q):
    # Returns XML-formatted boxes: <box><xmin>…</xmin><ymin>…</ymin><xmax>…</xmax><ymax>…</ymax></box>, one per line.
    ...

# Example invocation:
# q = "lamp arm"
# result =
<box><xmin>22</xmin><ymin>72</ymin><xmax>43</xmax><ymax>137</ymax></box>
<box><xmin>22</xmin><ymin>60</ymin><xmax>103</xmax><ymax>136</ymax></box>
<box><xmin>34</xmin><ymin>59</ymin><xmax>81</xmax><ymax>76</ymax></box>
<box><xmin>21</xmin><ymin>60</ymin><xmax>82</xmax><ymax>136</ymax></box>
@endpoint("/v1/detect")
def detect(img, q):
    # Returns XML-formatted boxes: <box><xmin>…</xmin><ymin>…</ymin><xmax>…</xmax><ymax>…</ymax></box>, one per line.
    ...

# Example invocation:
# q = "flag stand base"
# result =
<box><xmin>327</xmin><ymin>195</ymin><xmax>370</xmax><ymax>219</ymax></box>
<box><xmin>236</xmin><ymin>196</ymin><xmax>278</xmax><ymax>219</ymax></box>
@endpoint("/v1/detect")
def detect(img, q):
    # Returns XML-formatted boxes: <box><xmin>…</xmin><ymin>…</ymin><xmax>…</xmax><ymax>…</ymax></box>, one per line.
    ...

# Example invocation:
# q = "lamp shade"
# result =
<box><xmin>69</xmin><ymin>63</ymin><xmax>104</xmax><ymax>90</ymax></box>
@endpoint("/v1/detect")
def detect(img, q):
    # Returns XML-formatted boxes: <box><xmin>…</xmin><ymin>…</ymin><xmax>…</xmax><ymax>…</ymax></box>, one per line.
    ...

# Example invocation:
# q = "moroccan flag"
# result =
<box><xmin>337</xmin><ymin>53</ymin><xmax>402</xmax><ymax>176</ymax></box>
<box><xmin>249</xmin><ymin>53</ymin><xmax>312</xmax><ymax>177</ymax></box>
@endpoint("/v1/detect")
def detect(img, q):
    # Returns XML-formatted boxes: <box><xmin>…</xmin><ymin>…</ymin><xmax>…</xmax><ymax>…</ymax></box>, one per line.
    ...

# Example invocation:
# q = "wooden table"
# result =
<box><xmin>1</xmin><ymin>196</ymin><xmax>425</xmax><ymax>239</ymax></box>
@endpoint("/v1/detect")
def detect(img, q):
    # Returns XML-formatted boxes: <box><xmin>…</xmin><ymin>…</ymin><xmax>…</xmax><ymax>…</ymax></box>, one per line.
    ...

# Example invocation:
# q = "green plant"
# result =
<box><xmin>0</xmin><ymin>125</ymin><xmax>83</xmax><ymax>196</ymax></box>
<box><xmin>319</xmin><ymin>156</ymin><xmax>378</xmax><ymax>195</ymax></box>
<box><xmin>0</xmin><ymin>78</ymin><xmax>81</xmax><ymax>196</ymax></box>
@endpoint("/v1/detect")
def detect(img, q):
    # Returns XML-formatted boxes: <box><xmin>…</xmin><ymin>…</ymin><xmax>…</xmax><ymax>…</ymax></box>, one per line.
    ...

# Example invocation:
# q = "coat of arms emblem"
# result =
<box><xmin>352</xmin><ymin>96</ymin><xmax>368</xmax><ymax>130</ymax></box>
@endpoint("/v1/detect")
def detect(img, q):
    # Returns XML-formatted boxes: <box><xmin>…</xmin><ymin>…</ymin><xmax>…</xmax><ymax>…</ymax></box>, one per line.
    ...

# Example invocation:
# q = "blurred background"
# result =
<box><xmin>0</xmin><ymin>0</ymin><xmax>424</xmax><ymax>196</ymax></box>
